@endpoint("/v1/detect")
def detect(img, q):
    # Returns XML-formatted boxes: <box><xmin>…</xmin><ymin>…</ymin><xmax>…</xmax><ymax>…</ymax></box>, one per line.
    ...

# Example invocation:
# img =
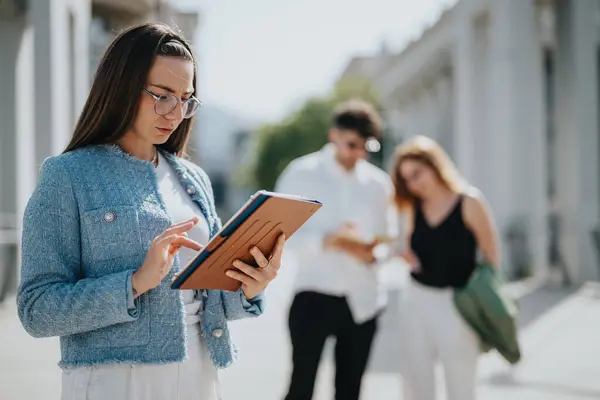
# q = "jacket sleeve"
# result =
<box><xmin>193</xmin><ymin>163</ymin><xmax>265</xmax><ymax>320</ymax></box>
<box><xmin>17</xmin><ymin>157</ymin><xmax>140</xmax><ymax>338</ymax></box>
<box><xmin>221</xmin><ymin>288</ymin><xmax>265</xmax><ymax>321</ymax></box>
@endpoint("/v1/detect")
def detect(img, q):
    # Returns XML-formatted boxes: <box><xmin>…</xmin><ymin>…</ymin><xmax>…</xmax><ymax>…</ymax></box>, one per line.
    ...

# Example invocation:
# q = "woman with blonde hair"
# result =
<box><xmin>390</xmin><ymin>135</ymin><xmax>499</xmax><ymax>400</ymax></box>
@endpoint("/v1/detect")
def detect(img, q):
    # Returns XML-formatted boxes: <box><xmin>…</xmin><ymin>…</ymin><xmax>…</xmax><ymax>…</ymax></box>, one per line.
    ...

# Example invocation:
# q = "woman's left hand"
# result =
<box><xmin>226</xmin><ymin>233</ymin><xmax>286</xmax><ymax>300</ymax></box>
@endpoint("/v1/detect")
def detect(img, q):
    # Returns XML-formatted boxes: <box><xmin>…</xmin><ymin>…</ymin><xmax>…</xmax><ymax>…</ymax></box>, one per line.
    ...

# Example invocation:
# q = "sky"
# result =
<box><xmin>177</xmin><ymin>0</ymin><xmax>456</xmax><ymax>124</ymax></box>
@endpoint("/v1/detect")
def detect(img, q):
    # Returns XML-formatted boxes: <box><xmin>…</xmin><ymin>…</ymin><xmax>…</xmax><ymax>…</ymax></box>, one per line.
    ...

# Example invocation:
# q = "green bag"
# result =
<box><xmin>453</xmin><ymin>262</ymin><xmax>521</xmax><ymax>364</ymax></box>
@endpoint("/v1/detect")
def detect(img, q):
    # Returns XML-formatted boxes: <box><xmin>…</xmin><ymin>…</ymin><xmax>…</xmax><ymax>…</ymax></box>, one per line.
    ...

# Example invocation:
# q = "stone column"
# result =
<box><xmin>554</xmin><ymin>0</ymin><xmax>599</xmax><ymax>282</ymax></box>
<box><xmin>0</xmin><ymin>15</ymin><xmax>36</xmax><ymax>284</ymax></box>
<box><xmin>412</xmin><ymin>89</ymin><xmax>425</xmax><ymax>138</ymax></box>
<box><xmin>404</xmin><ymin>99</ymin><xmax>418</xmax><ymax>139</ymax></box>
<box><xmin>0</xmin><ymin>20</ymin><xmax>20</xmax><ymax>222</ymax></box>
<box><xmin>31</xmin><ymin>0</ymin><xmax>91</xmax><ymax>164</ymax></box>
<box><xmin>382</xmin><ymin>107</ymin><xmax>404</xmax><ymax>164</ymax></box>
<box><xmin>488</xmin><ymin>0</ymin><xmax>547</xmax><ymax>277</ymax></box>
<box><xmin>453</xmin><ymin>0</ymin><xmax>475</xmax><ymax>182</ymax></box>
<box><xmin>421</xmin><ymin>82</ymin><xmax>437</xmax><ymax>139</ymax></box>
<box><xmin>31</xmin><ymin>0</ymin><xmax>70</xmax><ymax>164</ymax></box>
<box><xmin>71</xmin><ymin>0</ymin><xmax>91</xmax><ymax>116</ymax></box>
<box><xmin>470</xmin><ymin>13</ymin><xmax>491</xmax><ymax>192</ymax></box>
<box><xmin>438</xmin><ymin>68</ymin><xmax>454</xmax><ymax>159</ymax></box>
<box><xmin>15</xmin><ymin>25</ymin><xmax>36</xmax><ymax>280</ymax></box>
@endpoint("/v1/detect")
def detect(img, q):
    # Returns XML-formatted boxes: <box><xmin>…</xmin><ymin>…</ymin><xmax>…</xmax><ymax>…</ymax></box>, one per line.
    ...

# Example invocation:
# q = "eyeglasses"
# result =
<box><xmin>340</xmin><ymin>137</ymin><xmax>381</xmax><ymax>153</ymax></box>
<box><xmin>143</xmin><ymin>88</ymin><xmax>202</xmax><ymax>119</ymax></box>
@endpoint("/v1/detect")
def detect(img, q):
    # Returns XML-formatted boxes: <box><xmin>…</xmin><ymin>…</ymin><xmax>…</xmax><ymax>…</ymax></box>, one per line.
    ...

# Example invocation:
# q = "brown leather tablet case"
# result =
<box><xmin>171</xmin><ymin>190</ymin><xmax>322</xmax><ymax>292</ymax></box>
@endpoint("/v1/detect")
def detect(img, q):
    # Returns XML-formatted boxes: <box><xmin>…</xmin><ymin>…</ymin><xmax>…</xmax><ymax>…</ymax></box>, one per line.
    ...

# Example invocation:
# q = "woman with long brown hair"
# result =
<box><xmin>17</xmin><ymin>23</ymin><xmax>284</xmax><ymax>400</ymax></box>
<box><xmin>390</xmin><ymin>135</ymin><xmax>500</xmax><ymax>400</ymax></box>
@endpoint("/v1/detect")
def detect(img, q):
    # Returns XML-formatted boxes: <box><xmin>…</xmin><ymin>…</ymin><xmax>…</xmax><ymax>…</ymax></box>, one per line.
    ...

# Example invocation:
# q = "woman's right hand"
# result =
<box><xmin>132</xmin><ymin>217</ymin><xmax>203</xmax><ymax>296</ymax></box>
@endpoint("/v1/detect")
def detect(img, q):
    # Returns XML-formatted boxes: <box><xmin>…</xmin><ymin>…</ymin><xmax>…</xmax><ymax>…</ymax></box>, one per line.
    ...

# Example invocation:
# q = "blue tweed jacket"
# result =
<box><xmin>16</xmin><ymin>144</ymin><xmax>264</xmax><ymax>369</ymax></box>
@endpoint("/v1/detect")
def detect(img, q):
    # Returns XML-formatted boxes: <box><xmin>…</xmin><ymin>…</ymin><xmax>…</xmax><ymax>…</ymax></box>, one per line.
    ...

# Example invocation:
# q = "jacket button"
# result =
<box><xmin>186</xmin><ymin>185</ymin><xmax>196</xmax><ymax>195</ymax></box>
<box><xmin>103</xmin><ymin>211</ymin><xmax>116</xmax><ymax>223</ymax></box>
<box><xmin>211</xmin><ymin>329</ymin><xmax>224</xmax><ymax>338</ymax></box>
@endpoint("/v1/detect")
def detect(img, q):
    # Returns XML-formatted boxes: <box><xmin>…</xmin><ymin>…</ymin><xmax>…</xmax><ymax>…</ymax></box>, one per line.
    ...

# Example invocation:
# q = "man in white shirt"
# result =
<box><xmin>275</xmin><ymin>100</ymin><xmax>398</xmax><ymax>400</ymax></box>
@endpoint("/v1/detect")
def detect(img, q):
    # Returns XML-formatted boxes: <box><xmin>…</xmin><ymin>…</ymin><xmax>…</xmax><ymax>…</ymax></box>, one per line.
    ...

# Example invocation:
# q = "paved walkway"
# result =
<box><xmin>1</xmin><ymin>256</ymin><xmax>599</xmax><ymax>399</ymax></box>
<box><xmin>219</xmin><ymin>261</ymin><xmax>600</xmax><ymax>400</ymax></box>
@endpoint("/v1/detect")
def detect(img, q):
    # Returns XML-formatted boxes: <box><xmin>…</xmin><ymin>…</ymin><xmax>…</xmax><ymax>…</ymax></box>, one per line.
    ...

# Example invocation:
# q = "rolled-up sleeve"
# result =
<box><xmin>241</xmin><ymin>291</ymin><xmax>265</xmax><ymax>315</ymax></box>
<box><xmin>220</xmin><ymin>288</ymin><xmax>265</xmax><ymax>320</ymax></box>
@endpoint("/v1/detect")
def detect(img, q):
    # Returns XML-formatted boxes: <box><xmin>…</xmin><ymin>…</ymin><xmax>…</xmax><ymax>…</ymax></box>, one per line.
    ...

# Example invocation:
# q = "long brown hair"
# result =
<box><xmin>389</xmin><ymin>135</ymin><xmax>466</xmax><ymax>211</ymax></box>
<box><xmin>64</xmin><ymin>23</ymin><xmax>197</xmax><ymax>156</ymax></box>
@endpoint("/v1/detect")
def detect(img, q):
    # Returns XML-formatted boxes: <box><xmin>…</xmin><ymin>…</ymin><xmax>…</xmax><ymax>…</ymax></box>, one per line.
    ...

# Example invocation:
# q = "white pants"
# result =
<box><xmin>60</xmin><ymin>323</ymin><xmax>221</xmax><ymax>400</ymax></box>
<box><xmin>399</xmin><ymin>279</ymin><xmax>480</xmax><ymax>400</ymax></box>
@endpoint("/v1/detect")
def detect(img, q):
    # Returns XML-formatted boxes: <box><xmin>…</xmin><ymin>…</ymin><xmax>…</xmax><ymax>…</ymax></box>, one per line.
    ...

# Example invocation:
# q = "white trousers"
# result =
<box><xmin>399</xmin><ymin>279</ymin><xmax>480</xmax><ymax>400</ymax></box>
<box><xmin>60</xmin><ymin>323</ymin><xmax>221</xmax><ymax>400</ymax></box>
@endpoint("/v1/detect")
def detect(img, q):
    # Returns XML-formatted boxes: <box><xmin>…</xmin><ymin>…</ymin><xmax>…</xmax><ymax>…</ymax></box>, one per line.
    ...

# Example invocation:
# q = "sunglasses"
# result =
<box><xmin>339</xmin><ymin>137</ymin><xmax>381</xmax><ymax>153</ymax></box>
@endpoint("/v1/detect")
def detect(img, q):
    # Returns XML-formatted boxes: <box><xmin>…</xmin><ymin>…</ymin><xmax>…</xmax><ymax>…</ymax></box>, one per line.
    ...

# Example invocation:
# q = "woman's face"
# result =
<box><xmin>398</xmin><ymin>158</ymin><xmax>439</xmax><ymax>198</ymax></box>
<box><xmin>129</xmin><ymin>56</ymin><xmax>195</xmax><ymax>145</ymax></box>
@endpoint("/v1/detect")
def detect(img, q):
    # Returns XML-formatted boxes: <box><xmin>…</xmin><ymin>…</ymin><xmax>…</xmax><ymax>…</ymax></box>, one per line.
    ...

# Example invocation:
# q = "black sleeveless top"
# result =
<box><xmin>410</xmin><ymin>196</ymin><xmax>477</xmax><ymax>288</ymax></box>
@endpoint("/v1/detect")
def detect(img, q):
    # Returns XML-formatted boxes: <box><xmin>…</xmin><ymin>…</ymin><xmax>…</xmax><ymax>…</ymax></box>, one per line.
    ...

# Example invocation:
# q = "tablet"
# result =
<box><xmin>170</xmin><ymin>190</ymin><xmax>322</xmax><ymax>291</ymax></box>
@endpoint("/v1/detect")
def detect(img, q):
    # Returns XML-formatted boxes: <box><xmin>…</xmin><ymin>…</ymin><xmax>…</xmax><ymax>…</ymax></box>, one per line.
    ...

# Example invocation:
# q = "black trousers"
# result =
<box><xmin>284</xmin><ymin>291</ymin><xmax>379</xmax><ymax>400</ymax></box>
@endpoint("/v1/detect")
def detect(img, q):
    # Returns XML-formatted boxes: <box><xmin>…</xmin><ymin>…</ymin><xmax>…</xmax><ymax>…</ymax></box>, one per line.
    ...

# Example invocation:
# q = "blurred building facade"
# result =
<box><xmin>192</xmin><ymin>105</ymin><xmax>259</xmax><ymax>218</ymax></box>
<box><xmin>340</xmin><ymin>0</ymin><xmax>599</xmax><ymax>283</ymax></box>
<box><xmin>0</xmin><ymin>0</ymin><xmax>199</xmax><ymax>300</ymax></box>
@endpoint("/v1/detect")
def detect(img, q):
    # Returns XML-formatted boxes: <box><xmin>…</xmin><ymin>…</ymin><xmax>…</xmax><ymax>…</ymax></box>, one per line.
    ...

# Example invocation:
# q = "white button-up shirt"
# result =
<box><xmin>274</xmin><ymin>144</ymin><xmax>399</xmax><ymax>323</ymax></box>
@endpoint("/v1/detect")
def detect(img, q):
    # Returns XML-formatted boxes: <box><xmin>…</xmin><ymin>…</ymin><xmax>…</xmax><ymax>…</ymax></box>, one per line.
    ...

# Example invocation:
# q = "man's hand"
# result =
<box><xmin>324</xmin><ymin>222</ymin><xmax>362</xmax><ymax>249</ymax></box>
<box><xmin>323</xmin><ymin>232</ymin><xmax>341</xmax><ymax>250</ymax></box>
<box><xmin>341</xmin><ymin>242</ymin><xmax>376</xmax><ymax>264</ymax></box>
<box><xmin>323</xmin><ymin>222</ymin><xmax>377</xmax><ymax>264</ymax></box>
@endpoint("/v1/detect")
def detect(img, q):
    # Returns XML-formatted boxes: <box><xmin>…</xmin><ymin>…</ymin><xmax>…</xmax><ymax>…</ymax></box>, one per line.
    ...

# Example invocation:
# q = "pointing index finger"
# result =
<box><xmin>159</xmin><ymin>217</ymin><xmax>199</xmax><ymax>238</ymax></box>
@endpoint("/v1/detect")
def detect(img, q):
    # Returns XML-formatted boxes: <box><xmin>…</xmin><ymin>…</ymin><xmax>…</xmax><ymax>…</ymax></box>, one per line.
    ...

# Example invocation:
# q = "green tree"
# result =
<box><xmin>331</xmin><ymin>76</ymin><xmax>381</xmax><ymax>108</ymax></box>
<box><xmin>244</xmin><ymin>77</ymin><xmax>386</xmax><ymax>191</ymax></box>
